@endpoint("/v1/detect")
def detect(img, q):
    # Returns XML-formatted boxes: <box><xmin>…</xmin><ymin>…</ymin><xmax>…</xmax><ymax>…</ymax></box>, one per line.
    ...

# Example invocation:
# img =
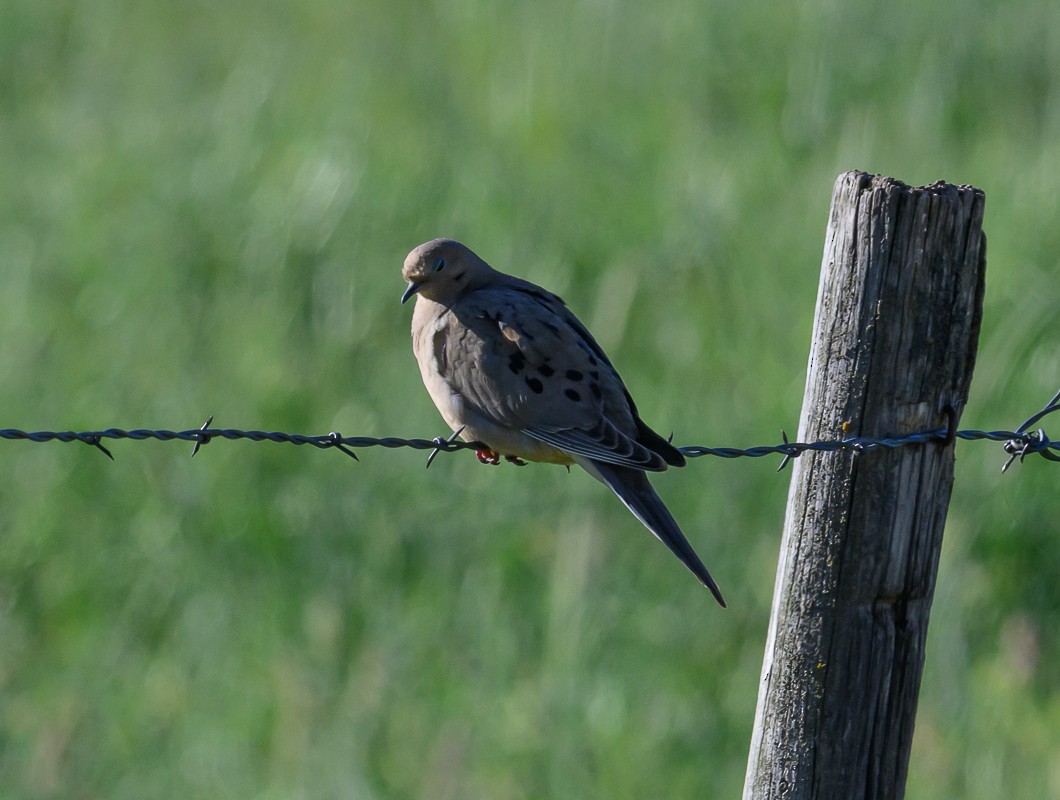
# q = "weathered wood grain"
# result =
<box><xmin>743</xmin><ymin>171</ymin><xmax>986</xmax><ymax>800</ymax></box>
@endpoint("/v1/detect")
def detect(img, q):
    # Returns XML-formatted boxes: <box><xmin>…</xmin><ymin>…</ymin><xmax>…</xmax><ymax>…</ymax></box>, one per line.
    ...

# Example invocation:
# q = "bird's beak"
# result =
<box><xmin>400</xmin><ymin>280</ymin><xmax>421</xmax><ymax>305</ymax></box>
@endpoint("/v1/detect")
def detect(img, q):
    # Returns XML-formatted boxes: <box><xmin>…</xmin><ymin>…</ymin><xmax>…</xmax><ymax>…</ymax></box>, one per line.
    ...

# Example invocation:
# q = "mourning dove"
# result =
<box><xmin>401</xmin><ymin>238</ymin><xmax>724</xmax><ymax>606</ymax></box>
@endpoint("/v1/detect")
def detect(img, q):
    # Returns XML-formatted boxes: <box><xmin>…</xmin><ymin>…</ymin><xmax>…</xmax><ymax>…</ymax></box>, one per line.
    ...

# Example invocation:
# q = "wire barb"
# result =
<box><xmin>1001</xmin><ymin>388</ymin><xmax>1060</xmax><ymax>472</ymax></box>
<box><xmin>426</xmin><ymin>426</ymin><xmax>466</xmax><ymax>470</ymax></box>
<box><xmin>776</xmin><ymin>430</ymin><xmax>796</xmax><ymax>472</ymax></box>
<box><xmin>85</xmin><ymin>434</ymin><xmax>114</xmax><ymax>461</ymax></box>
<box><xmin>191</xmin><ymin>415</ymin><xmax>214</xmax><ymax>457</ymax></box>
<box><xmin>327</xmin><ymin>431</ymin><xmax>361</xmax><ymax>462</ymax></box>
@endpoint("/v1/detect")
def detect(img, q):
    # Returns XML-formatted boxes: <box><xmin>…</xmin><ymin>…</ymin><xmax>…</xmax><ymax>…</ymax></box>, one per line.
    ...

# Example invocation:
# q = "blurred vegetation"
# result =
<box><xmin>0</xmin><ymin>0</ymin><xmax>1057</xmax><ymax>797</ymax></box>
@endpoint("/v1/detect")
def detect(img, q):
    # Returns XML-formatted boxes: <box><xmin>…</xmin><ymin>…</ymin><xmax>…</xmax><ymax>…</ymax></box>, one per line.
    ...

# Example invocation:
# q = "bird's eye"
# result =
<box><xmin>433</xmin><ymin>258</ymin><xmax>446</xmax><ymax>272</ymax></box>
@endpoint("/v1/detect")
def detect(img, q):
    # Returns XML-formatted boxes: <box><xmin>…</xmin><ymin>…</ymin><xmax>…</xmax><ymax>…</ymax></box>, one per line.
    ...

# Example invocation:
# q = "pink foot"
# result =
<box><xmin>476</xmin><ymin>449</ymin><xmax>501</xmax><ymax>465</ymax></box>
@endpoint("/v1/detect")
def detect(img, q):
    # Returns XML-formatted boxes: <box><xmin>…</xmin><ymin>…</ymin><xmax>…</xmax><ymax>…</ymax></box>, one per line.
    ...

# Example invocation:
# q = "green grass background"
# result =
<box><xmin>1</xmin><ymin>1</ymin><xmax>1058</xmax><ymax>797</ymax></box>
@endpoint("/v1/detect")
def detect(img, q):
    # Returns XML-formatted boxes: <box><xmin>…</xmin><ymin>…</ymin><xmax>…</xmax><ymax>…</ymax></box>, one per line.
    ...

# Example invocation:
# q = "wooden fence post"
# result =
<box><xmin>742</xmin><ymin>172</ymin><xmax>987</xmax><ymax>800</ymax></box>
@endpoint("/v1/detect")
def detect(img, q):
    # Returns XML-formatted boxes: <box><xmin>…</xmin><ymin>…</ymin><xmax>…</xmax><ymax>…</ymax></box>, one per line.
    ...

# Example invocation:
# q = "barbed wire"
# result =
<box><xmin>2</xmin><ymin>389</ymin><xmax>1057</xmax><ymax>472</ymax></box>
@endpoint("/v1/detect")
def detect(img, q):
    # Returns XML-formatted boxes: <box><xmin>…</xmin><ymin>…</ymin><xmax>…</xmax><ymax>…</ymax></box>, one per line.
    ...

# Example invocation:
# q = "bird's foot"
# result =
<box><xmin>476</xmin><ymin>449</ymin><xmax>502</xmax><ymax>465</ymax></box>
<box><xmin>504</xmin><ymin>455</ymin><xmax>527</xmax><ymax>466</ymax></box>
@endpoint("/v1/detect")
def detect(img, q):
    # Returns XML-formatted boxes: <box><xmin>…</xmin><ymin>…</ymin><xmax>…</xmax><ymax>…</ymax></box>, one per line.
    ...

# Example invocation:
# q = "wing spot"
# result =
<box><xmin>508</xmin><ymin>352</ymin><xmax>526</xmax><ymax>374</ymax></box>
<box><xmin>589</xmin><ymin>381</ymin><xmax>602</xmax><ymax>400</ymax></box>
<box><xmin>565</xmin><ymin>369</ymin><xmax>583</xmax><ymax>381</ymax></box>
<box><xmin>526</xmin><ymin>377</ymin><xmax>544</xmax><ymax>394</ymax></box>
<box><xmin>538</xmin><ymin>364</ymin><xmax>555</xmax><ymax>377</ymax></box>
<box><xmin>499</xmin><ymin>321</ymin><xmax>521</xmax><ymax>343</ymax></box>
<box><xmin>564</xmin><ymin>388</ymin><xmax>581</xmax><ymax>402</ymax></box>
<box><xmin>589</xmin><ymin>370</ymin><xmax>600</xmax><ymax>381</ymax></box>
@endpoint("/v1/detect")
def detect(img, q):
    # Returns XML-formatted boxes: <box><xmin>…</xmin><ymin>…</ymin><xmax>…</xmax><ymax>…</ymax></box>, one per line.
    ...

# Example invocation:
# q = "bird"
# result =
<box><xmin>401</xmin><ymin>238</ymin><xmax>724</xmax><ymax>606</ymax></box>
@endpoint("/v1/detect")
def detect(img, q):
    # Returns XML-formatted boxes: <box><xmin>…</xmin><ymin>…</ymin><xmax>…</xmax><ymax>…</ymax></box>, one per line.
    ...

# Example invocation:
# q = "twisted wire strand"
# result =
<box><xmin>1</xmin><ymin>387</ymin><xmax>1056</xmax><ymax>471</ymax></box>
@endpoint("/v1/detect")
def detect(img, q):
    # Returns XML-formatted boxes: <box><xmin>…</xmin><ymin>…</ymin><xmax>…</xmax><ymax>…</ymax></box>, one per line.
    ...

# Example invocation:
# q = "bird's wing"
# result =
<box><xmin>438</xmin><ymin>282</ymin><xmax>671</xmax><ymax>471</ymax></box>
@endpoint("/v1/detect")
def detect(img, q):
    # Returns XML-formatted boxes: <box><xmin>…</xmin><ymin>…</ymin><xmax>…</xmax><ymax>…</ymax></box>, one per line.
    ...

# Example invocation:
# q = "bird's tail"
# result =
<box><xmin>577</xmin><ymin>458</ymin><xmax>725</xmax><ymax>607</ymax></box>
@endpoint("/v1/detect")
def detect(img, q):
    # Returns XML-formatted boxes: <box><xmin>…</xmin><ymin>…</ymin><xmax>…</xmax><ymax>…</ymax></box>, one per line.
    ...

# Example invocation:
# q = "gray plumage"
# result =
<box><xmin>402</xmin><ymin>238</ymin><xmax>724</xmax><ymax>606</ymax></box>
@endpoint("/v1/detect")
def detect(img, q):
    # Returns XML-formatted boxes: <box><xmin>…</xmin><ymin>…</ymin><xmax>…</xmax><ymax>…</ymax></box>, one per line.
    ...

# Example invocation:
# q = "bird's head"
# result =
<box><xmin>401</xmin><ymin>238</ymin><xmax>492</xmax><ymax>305</ymax></box>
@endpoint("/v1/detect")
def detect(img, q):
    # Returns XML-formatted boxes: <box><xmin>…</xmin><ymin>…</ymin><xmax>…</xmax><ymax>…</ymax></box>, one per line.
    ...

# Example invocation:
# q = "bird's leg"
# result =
<box><xmin>504</xmin><ymin>455</ymin><xmax>527</xmax><ymax>466</ymax></box>
<box><xmin>476</xmin><ymin>448</ymin><xmax>502</xmax><ymax>465</ymax></box>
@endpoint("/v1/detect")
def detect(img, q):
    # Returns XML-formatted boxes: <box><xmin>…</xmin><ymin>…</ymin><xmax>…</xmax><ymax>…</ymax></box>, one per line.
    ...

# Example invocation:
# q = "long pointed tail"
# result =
<box><xmin>577</xmin><ymin>458</ymin><xmax>725</xmax><ymax>607</ymax></box>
